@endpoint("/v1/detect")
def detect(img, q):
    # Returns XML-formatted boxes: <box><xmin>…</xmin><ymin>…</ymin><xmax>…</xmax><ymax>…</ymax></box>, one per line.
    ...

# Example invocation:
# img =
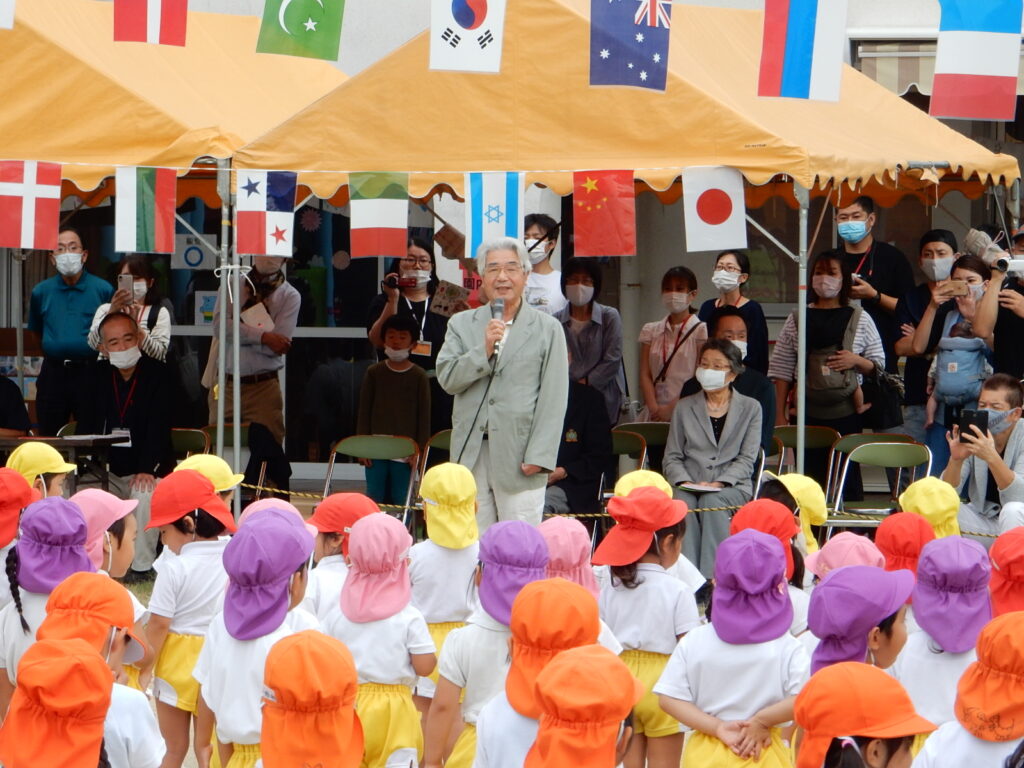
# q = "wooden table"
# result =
<box><xmin>0</xmin><ymin>435</ymin><xmax>131</xmax><ymax>493</ymax></box>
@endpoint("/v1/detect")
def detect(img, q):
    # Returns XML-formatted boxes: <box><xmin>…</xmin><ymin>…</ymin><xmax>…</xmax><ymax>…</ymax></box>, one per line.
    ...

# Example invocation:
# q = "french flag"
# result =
<box><xmin>758</xmin><ymin>0</ymin><xmax>850</xmax><ymax>101</ymax></box>
<box><xmin>931</xmin><ymin>0</ymin><xmax>1023</xmax><ymax>121</ymax></box>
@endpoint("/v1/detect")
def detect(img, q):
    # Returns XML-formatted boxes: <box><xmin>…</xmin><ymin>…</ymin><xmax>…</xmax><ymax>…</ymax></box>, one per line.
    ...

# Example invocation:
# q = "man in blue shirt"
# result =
<box><xmin>28</xmin><ymin>227</ymin><xmax>113</xmax><ymax>435</ymax></box>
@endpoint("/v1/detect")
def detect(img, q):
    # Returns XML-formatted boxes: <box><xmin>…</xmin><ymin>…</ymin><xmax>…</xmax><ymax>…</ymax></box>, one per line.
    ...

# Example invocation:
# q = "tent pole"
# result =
<box><xmin>216</xmin><ymin>160</ymin><xmax>229</xmax><ymax>456</ymax></box>
<box><xmin>795</xmin><ymin>183</ymin><xmax>810</xmax><ymax>475</ymax></box>
<box><xmin>230</xmin><ymin>186</ymin><xmax>242</xmax><ymax>517</ymax></box>
<box><xmin>11</xmin><ymin>251</ymin><xmax>24</xmax><ymax>396</ymax></box>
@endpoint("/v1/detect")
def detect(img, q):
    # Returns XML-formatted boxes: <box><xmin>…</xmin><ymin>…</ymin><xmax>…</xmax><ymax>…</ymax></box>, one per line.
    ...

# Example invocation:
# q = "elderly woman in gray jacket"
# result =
<box><xmin>942</xmin><ymin>373</ymin><xmax>1024</xmax><ymax>543</ymax></box>
<box><xmin>663</xmin><ymin>338</ymin><xmax>762</xmax><ymax>577</ymax></box>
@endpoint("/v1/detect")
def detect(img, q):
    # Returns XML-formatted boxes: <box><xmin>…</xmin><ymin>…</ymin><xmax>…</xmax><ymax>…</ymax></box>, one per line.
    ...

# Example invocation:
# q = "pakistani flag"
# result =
<box><xmin>256</xmin><ymin>0</ymin><xmax>344</xmax><ymax>61</ymax></box>
<box><xmin>349</xmin><ymin>172</ymin><xmax>409</xmax><ymax>259</ymax></box>
<box><xmin>115</xmin><ymin>166</ymin><xmax>177</xmax><ymax>254</ymax></box>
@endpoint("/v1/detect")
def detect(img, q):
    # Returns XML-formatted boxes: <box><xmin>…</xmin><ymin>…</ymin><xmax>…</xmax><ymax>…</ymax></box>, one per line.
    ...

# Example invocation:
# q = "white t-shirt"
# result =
<box><xmin>889</xmin><ymin>631</ymin><xmax>975</xmax><ymax>727</ymax></box>
<box><xmin>324</xmin><ymin>603</ymin><xmax>435</xmax><ymax>687</ymax></box>
<box><xmin>0</xmin><ymin>590</ymin><xmax>49</xmax><ymax>682</ymax></box>
<box><xmin>525</xmin><ymin>270</ymin><xmax>567</xmax><ymax>316</ymax></box>
<box><xmin>599</xmin><ymin>563</ymin><xmax>702</xmax><ymax>655</ymax></box>
<box><xmin>105</xmin><ymin>683</ymin><xmax>165</xmax><ymax>768</ymax></box>
<box><xmin>0</xmin><ymin>542</ymin><xmax>14</xmax><ymax>612</ymax></box>
<box><xmin>912</xmin><ymin>721</ymin><xmax>1019</xmax><ymax>767</ymax></box>
<box><xmin>300</xmin><ymin>555</ymin><xmax>348</xmax><ymax>623</ymax></box>
<box><xmin>147</xmin><ymin>540</ymin><xmax>229</xmax><ymax>635</ymax></box>
<box><xmin>594</xmin><ymin>558</ymin><xmax>706</xmax><ymax>595</ymax></box>
<box><xmin>193</xmin><ymin>611</ymin><xmax>297</xmax><ymax>746</ymax></box>
<box><xmin>437</xmin><ymin>608</ymin><xmax>511</xmax><ymax>724</ymax></box>
<box><xmin>474</xmin><ymin>690</ymin><xmax>538</xmax><ymax>768</ymax></box>
<box><xmin>409</xmin><ymin>540</ymin><xmax>480</xmax><ymax>624</ymax></box>
<box><xmin>788</xmin><ymin>585</ymin><xmax>810</xmax><ymax>636</ymax></box>
<box><xmin>653</xmin><ymin>623</ymin><xmax>810</xmax><ymax>724</ymax></box>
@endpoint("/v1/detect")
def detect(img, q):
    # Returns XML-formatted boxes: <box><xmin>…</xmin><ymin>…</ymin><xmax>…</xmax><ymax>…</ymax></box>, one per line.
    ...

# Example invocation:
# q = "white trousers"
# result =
<box><xmin>471</xmin><ymin>441</ymin><xmax>545</xmax><ymax>530</ymax></box>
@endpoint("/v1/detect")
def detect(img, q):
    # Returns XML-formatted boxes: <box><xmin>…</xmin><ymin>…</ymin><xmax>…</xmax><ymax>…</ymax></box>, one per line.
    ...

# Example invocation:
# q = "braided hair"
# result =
<box><xmin>5</xmin><ymin>548</ymin><xmax>29</xmax><ymax>634</ymax></box>
<box><xmin>97</xmin><ymin>739</ymin><xmax>111</xmax><ymax>768</ymax></box>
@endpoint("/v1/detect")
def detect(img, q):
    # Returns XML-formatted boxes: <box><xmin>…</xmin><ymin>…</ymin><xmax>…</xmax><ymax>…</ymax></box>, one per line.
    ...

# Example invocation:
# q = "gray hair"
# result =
<box><xmin>700</xmin><ymin>338</ymin><xmax>744</xmax><ymax>375</ymax></box>
<box><xmin>475</xmin><ymin>237</ymin><xmax>532</xmax><ymax>276</ymax></box>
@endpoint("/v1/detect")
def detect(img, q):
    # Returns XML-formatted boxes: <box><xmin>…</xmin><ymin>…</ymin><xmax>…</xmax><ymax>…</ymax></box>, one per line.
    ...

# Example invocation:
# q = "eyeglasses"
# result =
<box><xmin>400</xmin><ymin>257</ymin><xmax>432</xmax><ymax>268</ymax></box>
<box><xmin>54</xmin><ymin>245</ymin><xmax>83</xmax><ymax>254</ymax></box>
<box><xmin>484</xmin><ymin>263</ymin><xmax>524</xmax><ymax>276</ymax></box>
<box><xmin>716</xmin><ymin>264</ymin><xmax>743</xmax><ymax>273</ymax></box>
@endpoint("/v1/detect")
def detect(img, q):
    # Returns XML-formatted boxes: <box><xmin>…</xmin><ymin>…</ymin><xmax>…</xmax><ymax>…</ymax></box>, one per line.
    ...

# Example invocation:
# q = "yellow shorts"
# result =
<box><xmin>225</xmin><ymin>743</ymin><xmax>260</xmax><ymax>768</ymax></box>
<box><xmin>153</xmin><ymin>633</ymin><xmax>205</xmax><ymax>713</ymax></box>
<box><xmin>121</xmin><ymin>664</ymin><xmax>143</xmax><ymax>692</ymax></box>
<box><xmin>621</xmin><ymin>650</ymin><xmax>680</xmax><ymax>739</ymax></box>
<box><xmin>426</xmin><ymin>622</ymin><xmax>464</xmax><ymax>685</ymax></box>
<box><xmin>445</xmin><ymin>723</ymin><xmax>477</xmax><ymax>768</ymax></box>
<box><xmin>356</xmin><ymin>683</ymin><xmax>422</xmax><ymax>768</ymax></box>
<box><xmin>684</xmin><ymin>729</ymin><xmax>792</xmax><ymax>767</ymax></box>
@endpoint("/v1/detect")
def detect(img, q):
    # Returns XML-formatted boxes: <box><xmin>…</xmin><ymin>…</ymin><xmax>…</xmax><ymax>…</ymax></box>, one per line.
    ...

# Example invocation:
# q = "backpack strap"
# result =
<box><xmin>146</xmin><ymin>303</ymin><xmax>160</xmax><ymax>331</ymax></box>
<box><xmin>841</xmin><ymin>306</ymin><xmax>862</xmax><ymax>353</ymax></box>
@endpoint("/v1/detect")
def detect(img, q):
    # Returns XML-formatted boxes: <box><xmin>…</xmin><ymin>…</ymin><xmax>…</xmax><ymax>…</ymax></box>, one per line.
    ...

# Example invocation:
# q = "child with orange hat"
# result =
<box><xmin>524</xmin><ymin>644</ymin><xmax>644</xmax><ymax>768</ymax></box>
<box><xmin>730</xmin><ymin>498</ymin><xmax>809</xmax><ymax>636</ymax></box>
<box><xmin>794</xmin><ymin>662</ymin><xmax>935</xmax><ymax>768</ymax></box>
<box><xmin>301</xmin><ymin>492</ymin><xmax>380</xmax><ymax>622</ymax></box>
<box><xmin>0</xmin><ymin>638</ymin><xmax>115</xmax><ymax>768</ymax></box>
<box><xmin>656</xmin><ymin>529</ymin><xmax>809</xmax><ymax>767</ymax></box>
<box><xmin>474</xmin><ymin>578</ymin><xmax>601</xmax><ymax>768</ymax></box>
<box><xmin>137</xmin><ymin>469</ymin><xmax>237</xmax><ymax>768</ymax></box>
<box><xmin>324</xmin><ymin>512</ymin><xmax>436</xmax><ymax>768</ymax></box>
<box><xmin>0</xmin><ymin>468</ymin><xmax>39</xmax><ymax>612</ymax></box>
<box><xmin>260</xmin><ymin>630</ymin><xmax>363</xmax><ymax>768</ymax></box>
<box><xmin>913</xmin><ymin>612</ymin><xmax>1024</xmax><ymax>766</ymax></box>
<box><xmin>876</xmin><ymin>514</ymin><xmax>935</xmax><ymax>638</ymax></box>
<box><xmin>35</xmin><ymin>571</ymin><xmax>163</xmax><ymax>768</ymax></box>
<box><xmin>193</xmin><ymin>506</ymin><xmax>314</xmax><ymax>768</ymax></box>
<box><xmin>409</xmin><ymin>463</ymin><xmax>481</xmax><ymax>714</ymax></box>
<box><xmin>591</xmin><ymin>485</ymin><xmax>699</xmax><ymax>768</ymax></box>
<box><xmin>989</xmin><ymin>526</ymin><xmax>1024</xmax><ymax>615</ymax></box>
<box><xmin>423</xmin><ymin>520</ymin><xmax>549</xmax><ymax>768</ymax></box>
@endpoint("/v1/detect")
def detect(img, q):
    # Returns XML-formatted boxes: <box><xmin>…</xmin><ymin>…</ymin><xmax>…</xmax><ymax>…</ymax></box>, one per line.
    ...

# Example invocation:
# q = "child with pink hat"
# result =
<box><xmin>656</xmin><ymin>529</ymin><xmax>810</xmax><ymax>768</ymax></box>
<box><xmin>804</xmin><ymin>532</ymin><xmax>885</xmax><ymax>580</ymax></box>
<box><xmin>193</xmin><ymin>506</ymin><xmax>315</xmax><ymax>768</ymax></box>
<box><xmin>423</xmin><ymin>520</ymin><xmax>548</xmax><ymax>768</ymax></box>
<box><xmin>325</xmin><ymin>513</ymin><xmax>436</xmax><ymax>768</ymax></box>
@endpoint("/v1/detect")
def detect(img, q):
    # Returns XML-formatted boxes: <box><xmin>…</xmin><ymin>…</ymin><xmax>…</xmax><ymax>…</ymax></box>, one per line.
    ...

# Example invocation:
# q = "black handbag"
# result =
<box><xmin>861</xmin><ymin>362</ymin><xmax>905</xmax><ymax>429</ymax></box>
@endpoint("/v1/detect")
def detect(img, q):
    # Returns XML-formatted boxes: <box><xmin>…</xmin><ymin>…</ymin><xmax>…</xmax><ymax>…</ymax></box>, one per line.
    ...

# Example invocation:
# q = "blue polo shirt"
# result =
<box><xmin>28</xmin><ymin>272</ymin><xmax>113</xmax><ymax>360</ymax></box>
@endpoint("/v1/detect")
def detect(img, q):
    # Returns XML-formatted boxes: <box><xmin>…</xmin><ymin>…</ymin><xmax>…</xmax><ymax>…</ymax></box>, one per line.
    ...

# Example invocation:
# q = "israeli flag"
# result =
<box><xmin>465</xmin><ymin>172</ymin><xmax>525</xmax><ymax>262</ymax></box>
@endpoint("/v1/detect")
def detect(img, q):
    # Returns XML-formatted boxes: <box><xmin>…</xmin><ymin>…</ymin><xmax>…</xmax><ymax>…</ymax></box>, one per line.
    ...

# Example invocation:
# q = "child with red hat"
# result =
<box><xmin>136</xmin><ymin>469</ymin><xmax>236</xmax><ymax>768</ymax></box>
<box><xmin>989</xmin><ymin>526</ymin><xmax>1024</xmax><ymax>616</ymax></box>
<box><xmin>0</xmin><ymin>468</ymin><xmax>38</xmax><ymax>613</ymax></box>
<box><xmin>656</xmin><ymin>529</ymin><xmax>809</xmax><ymax>767</ymax></box>
<box><xmin>591</xmin><ymin>486</ymin><xmax>699</xmax><ymax>768</ymax></box>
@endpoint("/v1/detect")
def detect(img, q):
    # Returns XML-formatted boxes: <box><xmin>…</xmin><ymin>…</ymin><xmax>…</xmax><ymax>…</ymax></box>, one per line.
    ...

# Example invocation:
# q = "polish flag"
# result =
<box><xmin>0</xmin><ymin>161</ymin><xmax>62</xmax><ymax>251</ymax></box>
<box><xmin>682</xmin><ymin>166</ymin><xmax>747</xmax><ymax>252</ymax></box>
<box><xmin>931</xmin><ymin>0</ymin><xmax>1023</xmax><ymax>121</ymax></box>
<box><xmin>114</xmin><ymin>0</ymin><xmax>188</xmax><ymax>46</ymax></box>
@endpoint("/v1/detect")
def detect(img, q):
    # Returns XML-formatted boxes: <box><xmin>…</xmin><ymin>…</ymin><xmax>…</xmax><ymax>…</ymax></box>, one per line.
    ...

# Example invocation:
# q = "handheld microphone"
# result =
<box><xmin>491</xmin><ymin>298</ymin><xmax>505</xmax><ymax>354</ymax></box>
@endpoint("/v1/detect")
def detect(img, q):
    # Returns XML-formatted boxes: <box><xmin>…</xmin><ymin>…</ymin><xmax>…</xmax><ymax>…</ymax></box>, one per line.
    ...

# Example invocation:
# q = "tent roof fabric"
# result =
<box><xmin>2</xmin><ymin>0</ymin><xmax>346</xmax><ymax>191</ymax></box>
<box><xmin>234</xmin><ymin>0</ymin><xmax>1019</xmax><ymax>199</ymax></box>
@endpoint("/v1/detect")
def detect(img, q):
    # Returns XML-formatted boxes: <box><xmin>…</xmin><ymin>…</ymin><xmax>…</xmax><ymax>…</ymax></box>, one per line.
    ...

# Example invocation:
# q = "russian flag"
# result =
<box><xmin>931</xmin><ymin>0</ymin><xmax>1022</xmax><ymax>121</ymax></box>
<box><xmin>758</xmin><ymin>0</ymin><xmax>850</xmax><ymax>101</ymax></box>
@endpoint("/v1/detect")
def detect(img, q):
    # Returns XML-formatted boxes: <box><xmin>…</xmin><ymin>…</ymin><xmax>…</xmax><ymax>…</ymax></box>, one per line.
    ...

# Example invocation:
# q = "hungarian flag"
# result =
<box><xmin>349</xmin><ymin>172</ymin><xmax>409</xmax><ymax>258</ymax></box>
<box><xmin>115</xmin><ymin>167</ymin><xmax>177</xmax><ymax>254</ymax></box>
<box><xmin>256</xmin><ymin>0</ymin><xmax>345</xmax><ymax>61</ymax></box>
<box><xmin>114</xmin><ymin>0</ymin><xmax>188</xmax><ymax>46</ymax></box>
<box><xmin>236</xmin><ymin>171</ymin><xmax>297</xmax><ymax>257</ymax></box>
<box><xmin>0</xmin><ymin>161</ymin><xmax>62</xmax><ymax>251</ymax></box>
<box><xmin>682</xmin><ymin>166</ymin><xmax>747</xmax><ymax>252</ymax></box>
<box><xmin>572</xmin><ymin>170</ymin><xmax>636</xmax><ymax>257</ymax></box>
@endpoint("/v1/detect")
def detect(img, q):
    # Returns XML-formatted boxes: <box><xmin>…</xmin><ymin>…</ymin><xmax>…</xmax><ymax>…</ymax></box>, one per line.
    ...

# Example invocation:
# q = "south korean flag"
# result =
<box><xmin>429</xmin><ymin>0</ymin><xmax>508</xmax><ymax>73</ymax></box>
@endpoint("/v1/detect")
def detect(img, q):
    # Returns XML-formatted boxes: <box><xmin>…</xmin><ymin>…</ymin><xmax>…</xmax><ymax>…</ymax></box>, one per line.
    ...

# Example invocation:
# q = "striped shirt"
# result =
<box><xmin>768</xmin><ymin>308</ymin><xmax>884</xmax><ymax>385</ymax></box>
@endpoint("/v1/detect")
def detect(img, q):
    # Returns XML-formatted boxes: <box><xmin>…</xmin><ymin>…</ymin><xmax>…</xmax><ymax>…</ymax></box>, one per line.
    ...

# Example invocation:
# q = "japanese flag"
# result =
<box><xmin>682</xmin><ymin>166</ymin><xmax>747</xmax><ymax>252</ymax></box>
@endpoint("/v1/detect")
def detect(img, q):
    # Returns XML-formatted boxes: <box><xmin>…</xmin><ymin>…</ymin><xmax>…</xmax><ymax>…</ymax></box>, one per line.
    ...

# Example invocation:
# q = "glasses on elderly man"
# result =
<box><xmin>54</xmin><ymin>244</ymin><xmax>84</xmax><ymax>255</ymax></box>
<box><xmin>484</xmin><ymin>262</ymin><xmax>524</xmax><ymax>277</ymax></box>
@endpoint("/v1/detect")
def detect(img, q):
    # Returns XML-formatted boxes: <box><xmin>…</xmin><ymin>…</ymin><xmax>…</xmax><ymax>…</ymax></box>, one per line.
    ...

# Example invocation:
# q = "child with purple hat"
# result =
<box><xmin>324</xmin><ymin>513</ymin><xmax>436</xmax><ymax>768</ymax></box>
<box><xmin>423</xmin><ymin>520</ymin><xmax>548</xmax><ymax>768</ymax></box>
<box><xmin>656</xmin><ymin>529</ymin><xmax>809</xmax><ymax>768</ymax></box>
<box><xmin>807</xmin><ymin>565</ymin><xmax>914</xmax><ymax>674</ymax></box>
<box><xmin>889</xmin><ymin>536</ymin><xmax>991</xmax><ymax>740</ymax></box>
<box><xmin>192</xmin><ymin>506</ymin><xmax>314</xmax><ymax>768</ymax></box>
<box><xmin>0</xmin><ymin>497</ymin><xmax>94</xmax><ymax>711</ymax></box>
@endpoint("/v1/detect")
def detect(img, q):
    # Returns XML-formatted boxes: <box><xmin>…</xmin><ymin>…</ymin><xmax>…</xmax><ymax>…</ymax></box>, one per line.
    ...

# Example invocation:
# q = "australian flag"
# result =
<box><xmin>590</xmin><ymin>0</ymin><xmax>671</xmax><ymax>91</ymax></box>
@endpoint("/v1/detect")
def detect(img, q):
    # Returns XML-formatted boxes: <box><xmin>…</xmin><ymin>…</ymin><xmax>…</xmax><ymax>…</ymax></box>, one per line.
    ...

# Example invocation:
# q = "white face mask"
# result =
<box><xmin>662</xmin><ymin>292</ymin><xmax>691</xmax><ymax>315</ymax></box>
<box><xmin>920</xmin><ymin>256</ymin><xmax>955</xmax><ymax>283</ymax></box>
<box><xmin>405</xmin><ymin>269</ymin><xmax>431</xmax><ymax>287</ymax></box>
<box><xmin>711</xmin><ymin>270</ymin><xmax>741</xmax><ymax>293</ymax></box>
<box><xmin>728</xmin><ymin>339</ymin><xmax>748</xmax><ymax>359</ymax></box>
<box><xmin>384</xmin><ymin>346</ymin><xmax>410</xmax><ymax>362</ymax></box>
<box><xmin>696</xmin><ymin>367</ymin><xmax>728</xmax><ymax>391</ymax></box>
<box><xmin>566</xmin><ymin>284</ymin><xmax>594</xmax><ymax>307</ymax></box>
<box><xmin>132</xmin><ymin>280</ymin><xmax>148</xmax><ymax>302</ymax></box>
<box><xmin>812</xmin><ymin>274</ymin><xmax>843</xmax><ymax>299</ymax></box>
<box><xmin>108</xmin><ymin>346</ymin><xmax>142</xmax><ymax>370</ymax></box>
<box><xmin>524</xmin><ymin>239</ymin><xmax>549</xmax><ymax>264</ymax></box>
<box><xmin>55</xmin><ymin>253</ymin><xmax>83</xmax><ymax>277</ymax></box>
<box><xmin>969</xmin><ymin>284</ymin><xmax>985</xmax><ymax>302</ymax></box>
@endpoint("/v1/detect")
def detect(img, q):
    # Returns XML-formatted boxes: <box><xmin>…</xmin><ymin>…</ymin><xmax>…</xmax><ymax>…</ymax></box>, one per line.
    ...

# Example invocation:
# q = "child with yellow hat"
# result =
<box><xmin>4</xmin><ymin>441</ymin><xmax>75</xmax><ymax>498</ymax></box>
<box><xmin>899</xmin><ymin>476</ymin><xmax>962</xmax><ymax>539</ymax></box>
<box><xmin>410</xmin><ymin>463</ymin><xmax>481</xmax><ymax>714</ymax></box>
<box><xmin>758</xmin><ymin>471</ymin><xmax>827</xmax><ymax>557</ymax></box>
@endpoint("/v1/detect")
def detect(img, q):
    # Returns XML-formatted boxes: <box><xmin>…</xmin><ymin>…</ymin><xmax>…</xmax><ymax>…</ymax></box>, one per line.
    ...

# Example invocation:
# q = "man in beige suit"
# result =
<box><xmin>437</xmin><ymin>237</ymin><xmax>569</xmax><ymax>528</ymax></box>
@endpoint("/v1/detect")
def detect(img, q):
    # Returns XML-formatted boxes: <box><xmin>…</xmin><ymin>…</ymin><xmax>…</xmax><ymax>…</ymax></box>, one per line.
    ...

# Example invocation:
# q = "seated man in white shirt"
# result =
<box><xmin>523</xmin><ymin>214</ymin><xmax>567</xmax><ymax>316</ymax></box>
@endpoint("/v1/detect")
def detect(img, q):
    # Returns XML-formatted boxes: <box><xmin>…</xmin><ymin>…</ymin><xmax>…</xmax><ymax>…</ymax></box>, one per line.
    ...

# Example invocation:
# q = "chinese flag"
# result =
<box><xmin>572</xmin><ymin>170</ymin><xmax>636</xmax><ymax>257</ymax></box>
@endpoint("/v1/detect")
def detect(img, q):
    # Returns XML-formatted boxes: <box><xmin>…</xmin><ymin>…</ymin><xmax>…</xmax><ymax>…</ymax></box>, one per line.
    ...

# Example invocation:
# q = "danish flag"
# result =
<box><xmin>0</xmin><ymin>161</ymin><xmax>62</xmax><ymax>250</ymax></box>
<box><xmin>635</xmin><ymin>0</ymin><xmax>671</xmax><ymax>28</ymax></box>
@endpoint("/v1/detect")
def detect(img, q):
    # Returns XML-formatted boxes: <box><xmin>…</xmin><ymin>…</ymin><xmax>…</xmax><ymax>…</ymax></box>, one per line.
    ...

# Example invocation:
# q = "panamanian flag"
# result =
<box><xmin>465</xmin><ymin>172</ymin><xmax>524</xmax><ymax>264</ymax></box>
<box><xmin>236</xmin><ymin>171</ymin><xmax>296</xmax><ymax>256</ymax></box>
<box><xmin>590</xmin><ymin>0</ymin><xmax>671</xmax><ymax>91</ymax></box>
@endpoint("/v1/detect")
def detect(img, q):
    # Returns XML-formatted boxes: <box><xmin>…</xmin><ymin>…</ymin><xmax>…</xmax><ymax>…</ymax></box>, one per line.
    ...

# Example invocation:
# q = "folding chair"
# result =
<box><xmin>825</xmin><ymin>433</ymin><xmax>917</xmax><ymax>506</ymax></box>
<box><xmin>615</xmin><ymin>422</ymin><xmax>669</xmax><ymax>468</ymax></box>
<box><xmin>419</xmin><ymin>429</ymin><xmax>452</xmax><ymax>477</ymax></box>
<box><xmin>56</xmin><ymin>422</ymin><xmax>77</xmax><ymax>437</ymax></box>
<box><xmin>171</xmin><ymin>428</ymin><xmax>209</xmax><ymax>462</ymax></box>
<box><xmin>773</xmin><ymin>425</ymin><xmax>841</xmax><ymax>474</ymax></box>
<box><xmin>326</xmin><ymin>435</ymin><xmax>420</xmax><ymax>526</ymax></box>
<box><xmin>766</xmin><ymin>436</ymin><xmax>784</xmax><ymax>474</ymax></box>
<box><xmin>752</xmin><ymin>448</ymin><xmax>767</xmax><ymax>496</ymax></box>
<box><xmin>827</xmin><ymin>441</ymin><xmax>932</xmax><ymax>538</ymax></box>
<box><xmin>597</xmin><ymin>430</ymin><xmax>648</xmax><ymax>502</ymax></box>
<box><xmin>200</xmin><ymin>423</ymin><xmax>268</xmax><ymax>498</ymax></box>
